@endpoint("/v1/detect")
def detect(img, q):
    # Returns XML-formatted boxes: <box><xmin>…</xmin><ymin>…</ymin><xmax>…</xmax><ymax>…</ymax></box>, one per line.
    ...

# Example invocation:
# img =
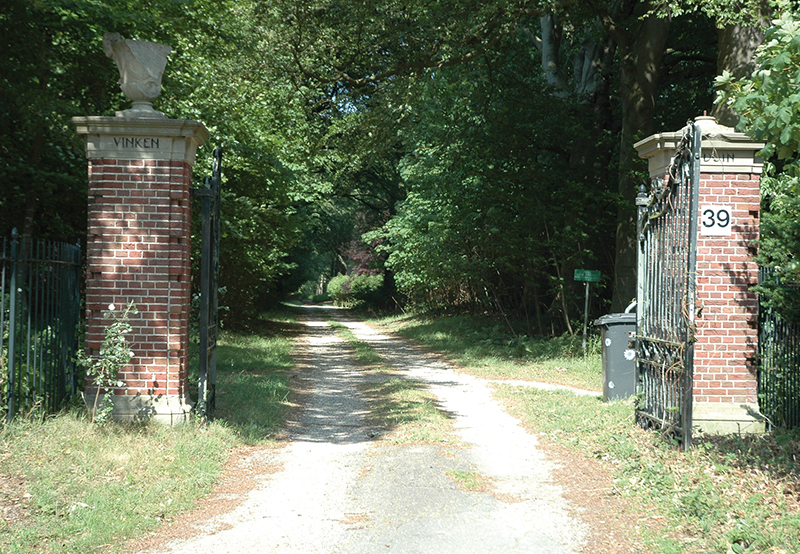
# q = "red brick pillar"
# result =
<box><xmin>72</xmin><ymin>116</ymin><xmax>208</xmax><ymax>423</ymax></box>
<box><xmin>636</xmin><ymin>115</ymin><xmax>766</xmax><ymax>434</ymax></box>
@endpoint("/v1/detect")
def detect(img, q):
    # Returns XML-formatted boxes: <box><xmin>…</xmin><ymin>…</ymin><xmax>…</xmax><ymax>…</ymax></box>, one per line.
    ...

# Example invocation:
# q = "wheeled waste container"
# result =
<box><xmin>594</xmin><ymin>313</ymin><xmax>637</xmax><ymax>401</ymax></box>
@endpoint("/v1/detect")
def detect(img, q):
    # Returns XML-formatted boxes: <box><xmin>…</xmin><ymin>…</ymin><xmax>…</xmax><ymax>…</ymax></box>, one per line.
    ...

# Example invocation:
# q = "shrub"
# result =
<box><xmin>75</xmin><ymin>301</ymin><xmax>137</xmax><ymax>424</ymax></box>
<box><xmin>327</xmin><ymin>274</ymin><xmax>351</xmax><ymax>306</ymax></box>
<box><xmin>327</xmin><ymin>273</ymin><xmax>384</xmax><ymax>308</ymax></box>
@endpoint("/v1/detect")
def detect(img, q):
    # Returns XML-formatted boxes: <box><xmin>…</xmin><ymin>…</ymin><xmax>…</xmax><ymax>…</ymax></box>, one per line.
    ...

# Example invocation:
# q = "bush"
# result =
<box><xmin>327</xmin><ymin>273</ymin><xmax>384</xmax><ymax>308</ymax></box>
<box><xmin>326</xmin><ymin>274</ymin><xmax>350</xmax><ymax>305</ymax></box>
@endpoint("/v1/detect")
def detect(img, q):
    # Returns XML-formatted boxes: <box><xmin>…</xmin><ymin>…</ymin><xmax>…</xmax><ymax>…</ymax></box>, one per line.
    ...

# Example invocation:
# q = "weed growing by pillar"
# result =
<box><xmin>77</xmin><ymin>301</ymin><xmax>137</xmax><ymax>424</ymax></box>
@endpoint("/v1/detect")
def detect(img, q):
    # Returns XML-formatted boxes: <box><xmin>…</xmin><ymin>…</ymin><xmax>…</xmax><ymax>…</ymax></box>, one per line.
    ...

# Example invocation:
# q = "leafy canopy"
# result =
<box><xmin>717</xmin><ymin>6</ymin><xmax>800</xmax><ymax>318</ymax></box>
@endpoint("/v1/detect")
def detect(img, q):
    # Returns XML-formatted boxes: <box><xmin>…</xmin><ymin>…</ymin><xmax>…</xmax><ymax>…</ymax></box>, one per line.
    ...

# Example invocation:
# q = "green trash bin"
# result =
<box><xmin>594</xmin><ymin>313</ymin><xmax>637</xmax><ymax>401</ymax></box>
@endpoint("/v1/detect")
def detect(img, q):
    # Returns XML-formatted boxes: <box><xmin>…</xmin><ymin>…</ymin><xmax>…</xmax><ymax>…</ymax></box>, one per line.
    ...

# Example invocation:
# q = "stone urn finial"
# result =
<box><xmin>103</xmin><ymin>33</ymin><xmax>172</xmax><ymax>118</ymax></box>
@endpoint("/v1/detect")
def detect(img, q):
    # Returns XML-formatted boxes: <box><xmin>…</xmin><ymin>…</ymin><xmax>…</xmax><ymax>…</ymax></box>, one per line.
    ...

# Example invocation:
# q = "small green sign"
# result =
<box><xmin>574</xmin><ymin>269</ymin><xmax>601</xmax><ymax>283</ymax></box>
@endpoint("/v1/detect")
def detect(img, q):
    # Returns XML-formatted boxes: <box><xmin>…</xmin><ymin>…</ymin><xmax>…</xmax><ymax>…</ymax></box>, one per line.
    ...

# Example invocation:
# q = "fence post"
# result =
<box><xmin>6</xmin><ymin>229</ymin><xmax>19</xmax><ymax>422</ymax></box>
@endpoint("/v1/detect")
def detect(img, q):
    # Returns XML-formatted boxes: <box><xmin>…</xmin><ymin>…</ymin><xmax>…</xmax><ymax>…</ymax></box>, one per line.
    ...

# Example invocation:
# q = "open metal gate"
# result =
<box><xmin>635</xmin><ymin>122</ymin><xmax>701</xmax><ymax>449</ymax></box>
<box><xmin>193</xmin><ymin>148</ymin><xmax>222</xmax><ymax>420</ymax></box>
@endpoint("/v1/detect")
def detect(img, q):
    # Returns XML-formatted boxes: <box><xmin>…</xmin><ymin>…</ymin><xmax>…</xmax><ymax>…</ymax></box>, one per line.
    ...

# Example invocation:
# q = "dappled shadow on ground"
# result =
<box><xmin>695</xmin><ymin>431</ymin><xmax>800</xmax><ymax>507</ymax></box>
<box><xmin>285</xmin><ymin>309</ymin><xmax>380</xmax><ymax>445</ymax></box>
<box><xmin>223</xmin><ymin>309</ymin><xmax>307</xmax><ymax>337</ymax></box>
<box><xmin>285</xmin><ymin>306</ymin><xmax>457</xmax><ymax>446</ymax></box>
<box><xmin>372</xmin><ymin>313</ymin><xmax>595</xmax><ymax>362</ymax></box>
<box><xmin>190</xmin><ymin>322</ymin><xmax>297</xmax><ymax>443</ymax></box>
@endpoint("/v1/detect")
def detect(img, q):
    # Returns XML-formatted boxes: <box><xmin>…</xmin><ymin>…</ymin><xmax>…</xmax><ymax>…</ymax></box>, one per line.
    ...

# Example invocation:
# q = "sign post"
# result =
<box><xmin>574</xmin><ymin>269</ymin><xmax>601</xmax><ymax>352</ymax></box>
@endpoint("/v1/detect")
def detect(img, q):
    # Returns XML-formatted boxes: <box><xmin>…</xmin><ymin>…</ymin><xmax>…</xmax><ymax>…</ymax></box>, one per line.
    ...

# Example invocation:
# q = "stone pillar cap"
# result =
<box><xmin>635</xmin><ymin>115</ymin><xmax>766</xmax><ymax>178</ymax></box>
<box><xmin>71</xmin><ymin>115</ymin><xmax>209</xmax><ymax>164</ymax></box>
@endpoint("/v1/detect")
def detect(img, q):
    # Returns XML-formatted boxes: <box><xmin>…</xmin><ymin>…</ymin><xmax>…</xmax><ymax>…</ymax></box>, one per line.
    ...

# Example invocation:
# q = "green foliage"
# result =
<box><xmin>754</xmin><ymin>177</ymin><xmax>800</xmax><ymax>320</ymax></box>
<box><xmin>0</xmin><ymin>0</ymin><xmax>307</xmax><ymax>324</ymax></box>
<box><xmin>651</xmin><ymin>0</ymin><xmax>774</xmax><ymax>26</ymax></box>
<box><xmin>327</xmin><ymin>273</ymin><xmax>384</xmax><ymax>309</ymax></box>
<box><xmin>0</xmin><ymin>0</ymin><xmax>118</xmax><ymax>241</ymax></box>
<box><xmin>75</xmin><ymin>301</ymin><xmax>137</xmax><ymax>424</ymax></box>
<box><xmin>717</xmin><ymin>9</ymin><xmax>800</xmax><ymax>179</ymax></box>
<box><xmin>363</xmin><ymin>34</ymin><xmax>617</xmax><ymax>327</ymax></box>
<box><xmin>717</xmin><ymin>8</ymin><xmax>800</xmax><ymax>318</ymax></box>
<box><xmin>3</xmin><ymin>0</ymin><xmax>734</xmax><ymax>327</ymax></box>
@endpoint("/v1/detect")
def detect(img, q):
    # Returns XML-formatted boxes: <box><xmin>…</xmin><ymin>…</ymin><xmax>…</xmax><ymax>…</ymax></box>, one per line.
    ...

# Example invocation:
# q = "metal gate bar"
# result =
<box><xmin>635</xmin><ymin>122</ymin><xmax>700</xmax><ymax>449</ymax></box>
<box><xmin>193</xmin><ymin>148</ymin><xmax>222</xmax><ymax>420</ymax></box>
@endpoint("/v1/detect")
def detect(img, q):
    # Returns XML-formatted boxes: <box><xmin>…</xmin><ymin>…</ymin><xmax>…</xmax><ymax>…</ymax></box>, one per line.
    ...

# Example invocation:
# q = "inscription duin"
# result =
<box><xmin>113</xmin><ymin>137</ymin><xmax>160</xmax><ymax>148</ymax></box>
<box><xmin>703</xmin><ymin>151</ymin><xmax>735</xmax><ymax>163</ymax></box>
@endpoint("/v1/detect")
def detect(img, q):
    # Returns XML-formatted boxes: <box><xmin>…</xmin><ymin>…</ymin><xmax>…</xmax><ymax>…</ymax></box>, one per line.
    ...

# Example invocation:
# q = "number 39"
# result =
<box><xmin>701</xmin><ymin>208</ymin><xmax>730</xmax><ymax>229</ymax></box>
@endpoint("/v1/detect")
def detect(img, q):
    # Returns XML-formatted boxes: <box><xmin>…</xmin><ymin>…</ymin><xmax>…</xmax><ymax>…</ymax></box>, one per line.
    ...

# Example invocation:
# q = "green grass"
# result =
<box><xmin>493</xmin><ymin>385</ymin><xmax>800</xmax><ymax>554</ymax></box>
<box><xmin>0</xmin><ymin>315</ymin><xmax>296</xmax><ymax>554</ymax></box>
<box><xmin>360</xmin><ymin>377</ymin><xmax>456</xmax><ymax>445</ymax></box>
<box><xmin>374</xmin><ymin>313</ymin><xmax>602</xmax><ymax>391</ymax></box>
<box><xmin>327</xmin><ymin>321</ymin><xmax>384</xmax><ymax>367</ymax></box>
<box><xmin>0</xmin><ymin>413</ymin><xmax>234</xmax><ymax>554</ymax></box>
<box><xmin>445</xmin><ymin>469</ymin><xmax>487</xmax><ymax>492</ymax></box>
<box><xmin>212</xmin><ymin>332</ymin><xmax>294</xmax><ymax>443</ymax></box>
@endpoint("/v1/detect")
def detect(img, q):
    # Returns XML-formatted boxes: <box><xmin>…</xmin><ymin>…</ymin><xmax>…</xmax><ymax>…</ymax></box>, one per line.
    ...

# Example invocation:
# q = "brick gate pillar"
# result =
<box><xmin>72</xmin><ymin>116</ymin><xmax>208</xmax><ymax>423</ymax></box>
<box><xmin>636</xmin><ymin>115</ymin><xmax>766</xmax><ymax>434</ymax></box>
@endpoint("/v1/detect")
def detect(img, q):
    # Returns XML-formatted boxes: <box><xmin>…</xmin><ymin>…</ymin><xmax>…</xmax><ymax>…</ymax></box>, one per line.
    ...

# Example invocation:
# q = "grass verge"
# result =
<box><xmin>375</xmin><ymin>313</ymin><xmax>602</xmax><ymax>391</ymax></box>
<box><xmin>493</xmin><ymin>385</ymin><xmax>800</xmax><ymax>554</ymax></box>
<box><xmin>0</xmin><ymin>316</ymin><xmax>295</xmax><ymax>554</ymax></box>
<box><xmin>211</xmin><ymin>331</ymin><xmax>294</xmax><ymax>444</ymax></box>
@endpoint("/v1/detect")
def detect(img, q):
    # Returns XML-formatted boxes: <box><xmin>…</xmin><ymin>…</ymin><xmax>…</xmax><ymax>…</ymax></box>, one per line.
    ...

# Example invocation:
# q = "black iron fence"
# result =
<box><xmin>758</xmin><ymin>267</ymin><xmax>800</xmax><ymax>430</ymax></box>
<box><xmin>1</xmin><ymin>229</ymin><xmax>82</xmax><ymax>420</ymax></box>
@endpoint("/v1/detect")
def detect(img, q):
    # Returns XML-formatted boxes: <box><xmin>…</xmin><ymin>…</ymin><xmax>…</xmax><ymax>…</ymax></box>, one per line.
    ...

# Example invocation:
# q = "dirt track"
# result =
<box><xmin>133</xmin><ymin>306</ymin><xmax>642</xmax><ymax>554</ymax></box>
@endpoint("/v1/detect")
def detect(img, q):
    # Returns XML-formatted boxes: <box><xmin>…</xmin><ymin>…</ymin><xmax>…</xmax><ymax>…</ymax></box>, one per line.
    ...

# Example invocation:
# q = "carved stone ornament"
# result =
<box><xmin>103</xmin><ymin>33</ymin><xmax>172</xmax><ymax>118</ymax></box>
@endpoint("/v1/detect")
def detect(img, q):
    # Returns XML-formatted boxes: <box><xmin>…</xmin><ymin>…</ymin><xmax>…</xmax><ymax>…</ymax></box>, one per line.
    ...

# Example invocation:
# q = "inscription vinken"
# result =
<box><xmin>113</xmin><ymin>137</ymin><xmax>160</xmax><ymax>148</ymax></box>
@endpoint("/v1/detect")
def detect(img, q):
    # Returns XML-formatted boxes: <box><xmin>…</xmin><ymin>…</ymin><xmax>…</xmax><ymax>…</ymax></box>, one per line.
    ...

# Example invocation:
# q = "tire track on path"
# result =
<box><xmin>136</xmin><ymin>306</ymin><xmax>587</xmax><ymax>553</ymax></box>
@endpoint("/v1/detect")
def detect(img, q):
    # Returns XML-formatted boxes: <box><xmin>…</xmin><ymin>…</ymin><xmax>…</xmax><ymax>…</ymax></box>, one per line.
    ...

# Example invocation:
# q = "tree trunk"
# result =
<box><xmin>711</xmin><ymin>23</ymin><xmax>765</xmax><ymax>127</ymax></box>
<box><xmin>609</xmin><ymin>9</ymin><xmax>671</xmax><ymax>312</ymax></box>
<box><xmin>534</xmin><ymin>15</ymin><xmax>617</xmax><ymax>319</ymax></box>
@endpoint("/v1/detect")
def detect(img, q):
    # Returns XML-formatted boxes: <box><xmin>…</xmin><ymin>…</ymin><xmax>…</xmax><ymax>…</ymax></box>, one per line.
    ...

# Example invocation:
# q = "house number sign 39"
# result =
<box><xmin>700</xmin><ymin>205</ymin><xmax>733</xmax><ymax>236</ymax></box>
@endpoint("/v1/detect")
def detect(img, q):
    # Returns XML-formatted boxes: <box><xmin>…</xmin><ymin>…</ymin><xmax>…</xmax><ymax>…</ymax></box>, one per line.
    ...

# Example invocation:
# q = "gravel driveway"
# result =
<box><xmin>137</xmin><ymin>306</ymin><xmax>589</xmax><ymax>553</ymax></box>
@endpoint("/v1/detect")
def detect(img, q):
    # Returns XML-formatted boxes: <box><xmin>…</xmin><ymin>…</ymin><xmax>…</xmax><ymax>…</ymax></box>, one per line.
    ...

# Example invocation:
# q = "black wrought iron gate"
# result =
<box><xmin>193</xmin><ymin>148</ymin><xmax>222</xmax><ymax>420</ymax></box>
<box><xmin>635</xmin><ymin>122</ymin><xmax>701</xmax><ymax>449</ymax></box>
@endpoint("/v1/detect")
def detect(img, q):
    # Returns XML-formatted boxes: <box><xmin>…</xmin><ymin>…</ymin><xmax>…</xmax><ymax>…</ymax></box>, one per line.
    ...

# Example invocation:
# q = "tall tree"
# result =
<box><xmin>592</xmin><ymin>1</ymin><xmax>672</xmax><ymax>311</ymax></box>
